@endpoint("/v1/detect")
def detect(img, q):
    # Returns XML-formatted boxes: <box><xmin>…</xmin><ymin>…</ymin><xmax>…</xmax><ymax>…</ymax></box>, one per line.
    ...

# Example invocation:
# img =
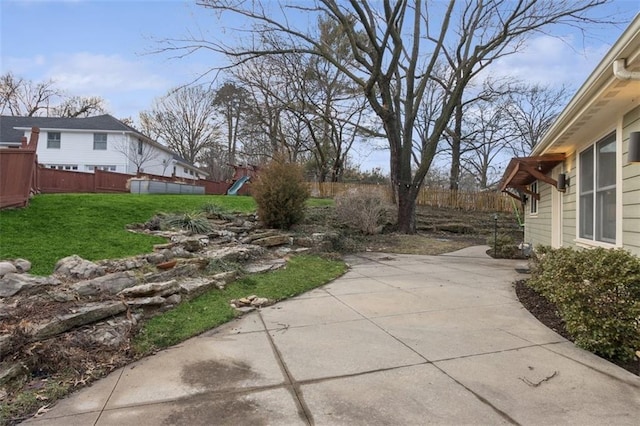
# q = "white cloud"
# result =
<box><xmin>44</xmin><ymin>52</ymin><xmax>170</xmax><ymax>94</ymax></box>
<box><xmin>482</xmin><ymin>34</ymin><xmax>611</xmax><ymax>88</ymax></box>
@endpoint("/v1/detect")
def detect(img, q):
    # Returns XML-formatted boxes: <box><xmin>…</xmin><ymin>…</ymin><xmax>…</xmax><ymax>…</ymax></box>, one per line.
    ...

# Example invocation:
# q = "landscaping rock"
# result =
<box><xmin>14</xmin><ymin>259</ymin><xmax>32</xmax><ymax>273</ymax></box>
<box><xmin>71</xmin><ymin>271</ymin><xmax>137</xmax><ymax>296</ymax></box>
<box><xmin>0</xmin><ymin>334</ymin><xmax>11</xmax><ymax>358</ymax></box>
<box><xmin>126</xmin><ymin>296</ymin><xmax>166</xmax><ymax>307</ymax></box>
<box><xmin>118</xmin><ymin>280</ymin><xmax>179</xmax><ymax>298</ymax></box>
<box><xmin>252</xmin><ymin>235</ymin><xmax>291</xmax><ymax>247</ymax></box>
<box><xmin>165</xmin><ymin>294</ymin><xmax>182</xmax><ymax>306</ymax></box>
<box><xmin>0</xmin><ymin>273</ymin><xmax>61</xmax><ymax>298</ymax></box>
<box><xmin>0</xmin><ymin>262</ymin><xmax>17</xmax><ymax>277</ymax></box>
<box><xmin>179</xmin><ymin>277</ymin><xmax>220</xmax><ymax>298</ymax></box>
<box><xmin>146</xmin><ymin>253</ymin><xmax>167</xmax><ymax>265</ymax></box>
<box><xmin>31</xmin><ymin>301</ymin><xmax>127</xmax><ymax>339</ymax></box>
<box><xmin>250</xmin><ymin>297</ymin><xmax>270</xmax><ymax>307</ymax></box>
<box><xmin>244</xmin><ymin>259</ymin><xmax>287</xmax><ymax>274</ymax></box>
<box><xmin>205</xmin><ymin>245</ymin><xmax>265</xmax><ymax>263</ymax></box>
<box><xmin>0</xmin><ymin>362</ymin><xmax>26</xmax><ymax>386</ymax></box>
<box><xmin>144</xmin><ymin>264</ymin><xmax>199</xmax><ymax>283</ymax></box>
<box><xmin>54</xmin><ymin>255</ymin><xmax>106</xmax><ymax>280</ymax></box>
<box><xmin>82</xmin><ymin>318</ymin><xmax>136</xmax><ymax>348</ymax></box>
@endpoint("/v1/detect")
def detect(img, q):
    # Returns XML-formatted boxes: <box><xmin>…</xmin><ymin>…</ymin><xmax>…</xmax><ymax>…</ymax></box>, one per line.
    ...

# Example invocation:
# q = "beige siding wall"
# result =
<box><xmin>524</xmin><ymin>181</ymin><xmax>552</xmax><ymax>247</ymax></box>
<box><xmin>622</xmin><ymin>105</ymin><xmax>640</xmax><ymax>256</ymax></box>
<box><xmin>561</xmin><ymin>156</ymin><xmax>578</xmax><ymax>249</ymax></box>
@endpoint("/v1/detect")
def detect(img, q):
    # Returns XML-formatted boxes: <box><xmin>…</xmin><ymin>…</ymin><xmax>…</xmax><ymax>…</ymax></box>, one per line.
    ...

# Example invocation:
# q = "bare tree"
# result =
<box><xmin>0</xmin><ymin>72</ymin><xmax>60</xmax><ymax>116</ymax></box>
<box><xmin>139</xmin><ymin>86</ymin><xmax>219</xmax><ymax>164</ymax></box>
<box><xmin>162</xmin><ymin>0</ymin><xmax>611</xmax><ymax>232</ymax></box>
<box><xmin>50</xmin><ymin>96</ymin><xmax>107</xmax><ymax>118</ymax></box>
<box><xmin>114</xmin><ymin>138</ymin><xmax>161</xmax><ymax>175</ymax></box>
<box><xmin>212</xmin><ymin>82</ymin><xmax>251</xmax><ymax>165</ymax></box>
<box><xmin>503</xmin><ymin>83</ymin><xmax>571</xmax><ymax>157</ymax></box>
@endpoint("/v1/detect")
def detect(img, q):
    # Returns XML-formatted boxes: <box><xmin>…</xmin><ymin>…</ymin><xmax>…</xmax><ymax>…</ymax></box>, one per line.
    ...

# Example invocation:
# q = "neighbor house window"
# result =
<box><xmin>86</xmin><ymin>165</ymin><xmax>116</xmax><ymax>172</ymax></box>
<box><xmin>93</xmin><ymin>133</ymin><xmax>107</xmax><ymax>150</ymax></box>
<box><xmin>137</xmin><ymin>140</ymin><xmax>143</xmax><ymax>155</ymax></box>
<box><xmin>47</xmin><ymin>132</ymin><xmax>61</xmax><ymax>149</ymax></box>
<box><xmin>529</xmin><ymin>181</ymin><xmax>538</xmax><ymax>214</ymax></box>
<box><xmin>47</xmin><ymin>164</ymin><xmax>77</xmax><ymax>170</ymax></box>
<box><xmin>579</xmin><ymin>133</ymin><xmax>616</xmax><ymax>243</ymax></box>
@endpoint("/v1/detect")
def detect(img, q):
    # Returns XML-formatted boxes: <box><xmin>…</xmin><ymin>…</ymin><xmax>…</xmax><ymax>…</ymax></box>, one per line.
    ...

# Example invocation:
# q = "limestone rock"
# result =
<box><xmin>244</xmin><ymin>259</ymin><xmax>287</xmax><ymax>274</ymax></box>
<box><xmin>0</xmin><ymin>262</ymin><xmax>17</xmax><ymax>277</ymax></box>
<box><xmin>146</xmin><ymin>252</ymin><xmax>167</xmax><ymax>265</ymax></box>
<box><xmin>118</xmin><ymin>280</ymin><xmax>179</xmax><ymax>298</ymax></box>
<box><xmin>0</xmin><ymin>362</ymin><xmax>26</xmax><ymax>386</ymax></box>
<box><xmin>14</xmin><ymin>259</ymin><xmax>31</xmax><ymax>273</ymax></box>
<box><xmin>71</xmin><ymin>271</ymin><xmax>137</xmax><ymax>296</ymax></box>
<box><xmin>31</xmin><ymin>301</ymin><xmax>127</xmax><ymax>339</ymax></box>
<box><xmin>126</xmin><ymin>296</ymin><xmax>166</xmax><ymax>307</ymax></box>
<box><xmin>205</xmin><ymin>245</ymin><xmax>265</xmax><ymax>263</ymax></box>
<box><xmin>165</xmin><ymin>294</ymin><xmax>182</xmax><ymax>306</ymax></box>
<box><xmin>0</xmin><ymin>334</ymin><xmax>11</xmax><ymax>358</ymax></box>
<box><xmin>250</xmin><ymin>297</ymin><xmax>269</xmax><ymax>307</ymax></box>
<box><xmin>54</xmin><ymin>255</ymin><xmax>106</xmax><ymax>280</ymax></box>
<box><xmin>144</xmin><ymin>264</ymin><xmax>199</xmax><ymax>283</ymax></box>
<box><xmin>179</xmin><ymin>277</ymin><xmax>220</xmax><ymax>298</ymax></box>
<box><xmin>0</xmin><ymin>273</ymin><xmax>61</xmax><ymax>297</ymax></box>
<box><xmin>252</xmin><ymin>235</ymin><xmax>291</xmax><ymax>248</ymax></box>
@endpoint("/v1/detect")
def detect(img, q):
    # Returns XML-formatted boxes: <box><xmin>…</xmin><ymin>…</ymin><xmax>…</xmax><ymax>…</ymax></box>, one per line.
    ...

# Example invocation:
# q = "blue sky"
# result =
<box><xmin>1</xmin><ymin>0</ymin><xmax>638</xmax><ymax>172</ymax></box>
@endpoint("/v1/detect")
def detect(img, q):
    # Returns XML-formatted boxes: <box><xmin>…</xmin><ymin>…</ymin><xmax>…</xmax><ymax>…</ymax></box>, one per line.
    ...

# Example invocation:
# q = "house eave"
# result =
<box><xmin>532</xmin><ymin>14</ymin><xmax>640</xmax><ymax>157</ymax></box>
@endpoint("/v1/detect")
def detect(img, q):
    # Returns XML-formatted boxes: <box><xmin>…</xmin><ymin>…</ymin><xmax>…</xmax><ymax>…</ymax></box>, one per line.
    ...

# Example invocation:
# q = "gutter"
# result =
<box><xmin>613</xmin><ymin>58</ymin><xmax>640</xmax><ymax>80</ymax></box>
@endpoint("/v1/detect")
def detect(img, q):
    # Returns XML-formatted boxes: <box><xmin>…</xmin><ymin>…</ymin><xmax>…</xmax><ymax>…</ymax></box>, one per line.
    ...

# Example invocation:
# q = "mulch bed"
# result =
<box><xmin>515</xmin><ymin>280</ymin><xmax>639</xmax><ymax>376</ymax></box>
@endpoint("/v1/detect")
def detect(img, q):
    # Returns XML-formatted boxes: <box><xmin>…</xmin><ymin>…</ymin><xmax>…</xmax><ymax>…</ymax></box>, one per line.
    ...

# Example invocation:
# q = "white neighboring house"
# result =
<box><xmin>0</xmin><ymin>114</ymin><xmax>207</xmax><ymax>179</ymax></box>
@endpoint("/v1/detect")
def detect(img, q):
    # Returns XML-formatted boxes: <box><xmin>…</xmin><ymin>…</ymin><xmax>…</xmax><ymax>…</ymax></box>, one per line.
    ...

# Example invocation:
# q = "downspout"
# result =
<box><xmin>613</xmin><ymin>59</ymin><xmax>640</xmax><ymax>80</ymax></box>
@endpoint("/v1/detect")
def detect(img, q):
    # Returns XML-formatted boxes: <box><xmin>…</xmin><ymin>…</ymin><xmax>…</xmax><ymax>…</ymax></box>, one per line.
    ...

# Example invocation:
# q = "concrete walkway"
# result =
<box><xmin>25</xmin><ymin>246</ymin><xmax>640</xmax><ymax>425</ymax></box>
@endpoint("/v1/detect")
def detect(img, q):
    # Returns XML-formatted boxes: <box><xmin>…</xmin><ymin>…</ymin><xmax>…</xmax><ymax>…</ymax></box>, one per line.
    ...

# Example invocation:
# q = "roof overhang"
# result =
<box><xmin>500</xmin><ymin>153</ymin><xmax>565</xmax><ymax>200</ymax></box>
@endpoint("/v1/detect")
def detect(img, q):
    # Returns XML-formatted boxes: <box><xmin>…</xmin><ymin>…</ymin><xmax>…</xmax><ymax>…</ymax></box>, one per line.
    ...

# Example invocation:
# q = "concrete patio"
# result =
<box><xmin>24</xmin><ymin>246</ymin><xmax>640</xmax><ymax>425</ymax></box>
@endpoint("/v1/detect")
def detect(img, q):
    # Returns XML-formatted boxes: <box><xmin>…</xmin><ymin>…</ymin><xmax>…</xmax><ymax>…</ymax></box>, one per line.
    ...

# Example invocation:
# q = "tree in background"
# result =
<box><xmin>0</xmin><ymin>72</ymin><xmax>106</xmax><ymax>117</ymax></box>
<box><xmin>113</xmin><ymin>138</ymin><xmax>160</xmax><ymax>175</ymax></box>
<box><xmin>171</xmin><ymin>0</ymin><xmax>610</xmax><ymax>233</ymax></box>
<box><xmin>503</xmin><ymin>83</ymin><xmax>571</xmax><ymax>157</ymax></box>
<box><xmin>139</xmin><ymin>86</ymin><xmax>219</xmax><ymax>164</ymax></box>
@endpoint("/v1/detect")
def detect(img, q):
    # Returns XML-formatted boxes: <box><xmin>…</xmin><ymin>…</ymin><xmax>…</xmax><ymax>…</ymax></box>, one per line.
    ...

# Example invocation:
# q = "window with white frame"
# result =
<box><xmin>579</xmin><ymin>133</ymin><xmax>616</xmax><ymax>243</ymax></box>
<box><xmin>47</xmin><ymin>164</ymin><xmax>78</xmax><ymax>170</ymax></box>
<box><xmin>137</xmin><ymin>139</ymin><xmax>143</xmax><ymax>155</ymax></box>
<box><xmin>86</xmin><ymin>165</ymin><xmax>116</xmax><ymax>172</ymax></box>
<box><xmin>93</xmin><ymin>133</ymin><xmax>107</xmax><ymax>150</ymax></box>
<box><xmin>47</xmin><ymin>132</ymin><xmax>61</xmax><ymax>149</ymax></box>
<box><xmin>529</xmin><ymin>181</ymin><xmax>538</xmax><ymax>214</ymax></box>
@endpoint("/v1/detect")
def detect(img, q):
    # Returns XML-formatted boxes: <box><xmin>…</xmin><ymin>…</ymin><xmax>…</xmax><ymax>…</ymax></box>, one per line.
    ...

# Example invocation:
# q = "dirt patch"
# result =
<box><xmin>515</xmin><ymin>280</ymin><xmax>639</xmax><ymax>376</ymax></box>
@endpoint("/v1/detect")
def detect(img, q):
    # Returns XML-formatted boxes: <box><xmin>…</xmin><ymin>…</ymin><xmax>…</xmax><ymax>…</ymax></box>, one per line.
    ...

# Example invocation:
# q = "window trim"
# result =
<box><xmin>576</xmin><ymin>131</ymin><xmax>618</xmax><ymax>247</ymax></box>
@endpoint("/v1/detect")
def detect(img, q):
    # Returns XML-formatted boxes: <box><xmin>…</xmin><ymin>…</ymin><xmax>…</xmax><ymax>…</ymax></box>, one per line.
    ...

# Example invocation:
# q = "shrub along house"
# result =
<box><xmin>0</xmin><ymin>114</ymin><xmax>206</xmax><ymax>180</ymax></box>
<box><xmin>500</xmin><ymin>15</ymin><xmax>640</xmax><ymax>256</ymax></box>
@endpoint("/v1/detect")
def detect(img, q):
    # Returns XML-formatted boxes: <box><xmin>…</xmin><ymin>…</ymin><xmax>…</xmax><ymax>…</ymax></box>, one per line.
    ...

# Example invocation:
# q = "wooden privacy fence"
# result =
<box><xmin>0</xmin><ymin>128</ymin><xmax>40</xmax><ymax>209</ymax></box>
<box><xmin>36</xmin><ymin>168</ymin><xmax>247</xmax><ymax>196</ymax></box>
<box><xmin>309</xmin><ymin>182</ymin><xmax>512</xmax><ymax>212</ymax></box>
<box><xmin>38</xmin><ymin>168</ymin><xmax>132</xmax><ymax>193</ymax></box>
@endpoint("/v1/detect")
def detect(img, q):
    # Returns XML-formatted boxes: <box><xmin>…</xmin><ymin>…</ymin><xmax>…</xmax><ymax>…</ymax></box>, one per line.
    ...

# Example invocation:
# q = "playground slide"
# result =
<box><xmin>226</xmin><ymin>175</ymin><xmax>250</xmax><ymax>195</ymax></box>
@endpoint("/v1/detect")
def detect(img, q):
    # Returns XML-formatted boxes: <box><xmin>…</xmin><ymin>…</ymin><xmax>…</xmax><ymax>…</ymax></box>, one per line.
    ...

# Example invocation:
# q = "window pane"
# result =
<box><xmin>47</xmin><ymin>132</ymin><xmax>61</xmax><ymax>149</ymax></box>
<box><xmin>597</xmin><ymin>135</ymin><xmax>615</xmax><ymax>189</ymax></box>
<box><xmin>597</xmin><ymin>188</ymin><xmax>616</xmax><ymax>242</ymax></box>
<box><xmin>579</xmin><ymin>194</ymin><xmax>594</xmax><ymax>239</ymax></box>
<box><xmin>93</xmin><ymin>133</ymin><xmax>107</xmax><ymax>150</ymax></box>
<box><xmin>580</xmin><ymin>146</ymin><xmax>594</xmax><ymax>193</ymax></box>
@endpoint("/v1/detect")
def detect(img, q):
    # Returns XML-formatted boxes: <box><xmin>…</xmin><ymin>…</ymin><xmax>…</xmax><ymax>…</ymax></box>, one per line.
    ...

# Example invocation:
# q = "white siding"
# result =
<box><xmin>24</xmin><ymin>129</ymin><xmax>200</xmax><ymax>179</ymax></box>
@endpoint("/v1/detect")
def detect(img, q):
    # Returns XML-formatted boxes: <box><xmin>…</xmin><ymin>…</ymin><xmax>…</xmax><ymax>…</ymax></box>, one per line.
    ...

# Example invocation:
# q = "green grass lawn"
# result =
<box><xmin>0</xmin><ymin>193</ymin><xmax>331</xmax><ymax>276</ymax></box>
<box><xmin>134</xmin><ymin>255</ymin><xmax>346</xmax><ymax>353</ymax></box>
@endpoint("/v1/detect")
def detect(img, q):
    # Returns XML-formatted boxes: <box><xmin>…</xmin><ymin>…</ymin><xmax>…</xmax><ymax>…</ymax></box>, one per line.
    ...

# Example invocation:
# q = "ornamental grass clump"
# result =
<box><xmin>161</xmin><ymin>211</ymin><xmax>213</xmax><ymax>234</ymax></box>
<box><xmin>251</xmin><ymin>158</ymin><xmax>309</xmax><ymax>229</ymax></box>
<box><xmin>528</xmin><ymin>246</ymin><xmax>640</xmax><ymax>361</ymax></box>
